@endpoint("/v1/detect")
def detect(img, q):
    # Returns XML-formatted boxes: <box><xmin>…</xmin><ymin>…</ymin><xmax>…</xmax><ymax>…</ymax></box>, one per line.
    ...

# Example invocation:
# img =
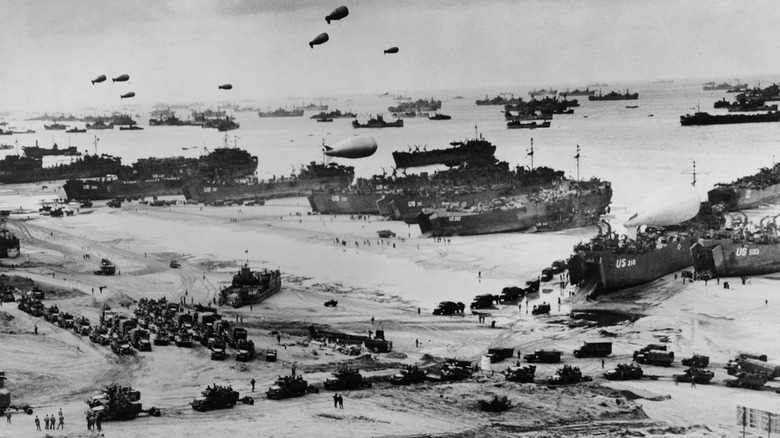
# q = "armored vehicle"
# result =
<box><xmin>324</xmin><ymin>299</ymin><xmax>338</xmax><ymax>307</ymax></box>
<box><xmin>153</xmin><ymin>330</ymin><xmax>170</xmax><ymax>346</ymax></box>
<box><xmin>235</xmin><ymin>339</ymin><xmax>255</xmax><ymax>362</ymax></box>
<box><xmin>266</xmin><ymin>375</ymin><xmax>317</xmax><ymax>399</ymax></box>
<box><xmin>390</xmin><ymin>365</ymin><xmax>426</xmax><ymax>385</ymax></box>
<box><xmin>111</xmin><ymin>337</ymin><xmax>132</xmax><ymax>355</ymax></box>
<box><xmin>73</xmin><ymin>317</ymin><xmax>91</xmax><ymax>336</ymax></box>
<box><xmin>364</xmin><ymin>328</ymin><xmax>393</xmax><ymax>353</ymax></box>
<box><xmin>681</xmin><ymin>354</ymin><xmax>710</xmax><ymax>368</ymax></box>
<box><xmin>548</xmin><ymin>365</ymin><xmax>590</xmax><ymax>385</ymax></box>
<box><xmin>725</xmin><ymin>372</ymin><xmax>767</xmax><ymax>390</ymax></box>
<box><xmin>130</xmin><ymin>328</ymin><xmax>152</xmax><ymax>352</ymax></box>
<box><xmin>503</xmin><ymin>364</ymin><xmax>536</xmax><ymax>383</ymax></box>
<box><xmin>523</xmin><ymin>350</ymin><xmax>562</xmax><ymax>363</ymax></box>
<box><xmin>174</xmin><ymin>330</ymin><xmax>192</xmax><ymax>347</ymax></box>
<box><xmin>86</xmin><ymin>385</ymin><xmax>160</xmax><ymax>421</ymax></box>
<box><xmin>191</xmin><ymin>385</ymin><xmax>242</xmax><ymax>411</ymax></box>
<box><xmin>604</xmin><ymin>363</ymin><xmax>644</xmax><ymax>380</ymax></box>
<box><xmin>674</xmin><ymin>367</ymin><xmax>714</xmax><ymax>384</ymax></box>
<box><xmin>57</xmin><ymin>312</ymin><xmax>75</xmax><ymax>329</ymax></box>
<box><xmin>323</xmin><ymin>366</ymin><xmax>372</xmax><ymax>390</ymax></box>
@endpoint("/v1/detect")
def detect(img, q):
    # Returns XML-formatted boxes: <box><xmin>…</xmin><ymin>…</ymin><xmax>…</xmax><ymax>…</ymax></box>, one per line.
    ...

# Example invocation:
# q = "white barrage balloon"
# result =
<box><xmin>323</xmin><ymin>135</ymin><xmax>378</xmax><ymax>159</ymax></box>
<box><xmin>624</xmin><ymin>184</ymin><xmax>700</xmax><ymax>227</ymax></box>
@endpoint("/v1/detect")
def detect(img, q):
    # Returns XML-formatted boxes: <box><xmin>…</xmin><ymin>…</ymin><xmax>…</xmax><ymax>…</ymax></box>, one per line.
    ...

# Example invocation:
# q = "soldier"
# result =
<box><xmin>333</xmin><ymin>393</ymin><xmax>339</xmax><ymax>408</ymax></box>
<box><xmin>87</xmin><ymin>414</ymin><xmax>94</xmax><ymax>431</ymax></box>
<box><xmin>338</xmin><ymin>394</ymin><xmax>344</xmax><ymax>409</ymax></box>
<box><xmin>6</xmin><ymin>411</ymin><xmax>11</xmax><ymax>424</ymax></box>
<box><xmin>43</xmin><ymin>414</ymin><xmax>49</xmax><ymax>430</ymax></box>
<box><xmin>34</xmin><ymin>325</ymin><xmax>38</xmax><ymax>335</ymax></box>
<box><xmin>34</xmin><ymin>415</ymin><xmax>40</xmax><ymax>431</ymax></box>
<box><xmin>250</xmin><ymin>378</ymin><xmax>256</xmax><ymax>392</ymax></box>
<box><xmin>95</xmin><ymin>415</ymin><xmax>102</xmax><ymax>432</ymax></box>
<box><xmin>57</xmin><ymin>411</ymin><xmax>64</xmax><ymax>429</ymax></box>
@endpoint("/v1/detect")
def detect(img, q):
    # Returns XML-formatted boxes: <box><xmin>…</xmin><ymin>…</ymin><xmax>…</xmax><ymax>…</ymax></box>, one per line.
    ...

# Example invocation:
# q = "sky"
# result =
<box><xmin>1</xmin><ymin>0</ymin><xmax>780</xmax><ymax>112</ymax></box>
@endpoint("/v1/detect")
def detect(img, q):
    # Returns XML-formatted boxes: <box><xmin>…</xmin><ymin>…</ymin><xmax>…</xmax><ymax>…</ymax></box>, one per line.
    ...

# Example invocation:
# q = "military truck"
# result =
<box><xmin>674</xmin><ymin>367</ymin><xmax>714</xmax><ymax>384</ymax></box>
<box><xmin>432</xmin><ymin>301</ymin><xmax>464</xmax><ymax>315</ymax></box>
<box><xmin>72</xmin><ymin>317</ymin><xmax>91</xmax><ymax>336</ymax></box>
<box><xmin>633</xmin><ymin>349</ymin><xmax>674</xmax><ymax>367</ymax></box>
<box><xmin>573</xmin><ymin>341</ymin><xmax>612</xmax><ymax>358</ymax></box>
<box><xmin>681</xmin><ymin>354</ymin><xmax>710</xmax><ymax>368</ymax></box>
<box><xmin>153</xmin><ymin>330</ymin><xmax>171</xmax><ymax>346</ymax></box>
<box><xmin>43</xmin><ymin>305</ymin><xmax>60</xmax><ymax>323</ymax></box>
<box><xmin>503</xmin><ymin>364</ymin><xmax>536</xmax><ymax>383</ymax></box>
<box><xmin>470</xmin><ymin>294</ymin><xmax>497</xmax><ymax>309</ymax></box>
<box><xmin>265</xmin><ymin>348</ymin><xmax>278</xmax><ymax>362</ymax></box>
<box><xmin>324</xmin><ymin>366</ymin><xmax>372</xmax><ymax>391</ymax></box>
<box><xmin>266</xmin><ymin>375</ymin><xmax>317</xmax><ymax>399</ymax></box>
<box><xmin>174</xmin><ymin>330</ymin><xmax>192</xmax><ymax>347</ymax></box>
<box><xmin>541</xmin><ymin>268</ymin><xmax>554</xmax><ymax>282</ymax></box>
<box><xmin>0</xmin><ymin>286</ymin><xmax>16</xmax><ymax>303</ymax></box>
<box><xmin>89</xmin><ymin>326</ymin><xmax>107</xmax><ymax>344</ymax></box>
<box><xmin>224</xmin><ymin>327</ymin><xmax>248</xmax><ymax>348</ymax></box>
<box><xmin>390</xmin><ymin>365</ymin><xmax>426</xmax><ymax>385</ymax></box>
<box><xmin>235</xmin><ymin>340</ymin><xmax>255</xmax><ymax>362</ymax></box>
<box><xmin>210</xmin><ymin>338</ymin><xmax>227</xmax><ymax>360</ymax></box>
<box><xmin>548</xmin><ymin>365</ymin><xmax>590</xmax><ymax>385</ymax></box>
<box><xmin>499</xmin><ymin>286</ymin><xmax>524</xmax><ymax>303</ymax></box>
<box><xmin>725</xmin><ymin>358</ymin><xmax>780</xmax><ymax>378</ymax></box>
<box><xmin>86</xmin><ymin>385</ymin><xmax>160</xmax><ymax>421</ymax></box>
<box><xmin>57</xmin><ymin>312</ymin><xmax>75</xmax><ymax>329</ymax></box>
<box><xmin>725</xmin><ymin>372</ymin><xmax>767</xmax><ymax>390</ymax></box>
<box><xmin>130</xmin><ymin>328</ymin><xmax>152</xmax><ymax>352</ymax></box>
<box><xmin>488</xmin><ymin>347</ymin><xmax>515</xmax><ymax>363</ymax></box>
<box><xmin>604</xmin><ymin>363</ymin><xmax>644</xmax><ymax>380</ymax></box>
<box><xmin>191</xmin><ymin>385</ymin><xmax>241</xmax><ymax>411</ymax></box>
<box><xmin>111</xmin><ymin>337</ymin><xmax>132</xmax><ymax>356</ymax></box>
<box><xmin>523</xmin><ymin>350</ymin><xmax>562</xmax><ymax>363</ymax></box>
<box><xmin>531</xmin><ymin>303</ymin><xmax>551</xmax><ymax>315</ymax></box>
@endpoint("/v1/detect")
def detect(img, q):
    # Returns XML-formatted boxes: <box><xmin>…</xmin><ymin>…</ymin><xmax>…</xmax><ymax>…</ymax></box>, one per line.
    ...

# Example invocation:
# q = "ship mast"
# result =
<box><xmin>574</xmin><ymin>144</ymin><xmax>581</xmax><ymax>182</ymax></box>
<box><xmin>527</xmin><ymin>138</ymin><xmax>534</xmax><ymax>171</ymax></box>
<box><xmin>93</xmin><ymin>135</ymin><xmax>99</xmax><ymax>155</ymax></box>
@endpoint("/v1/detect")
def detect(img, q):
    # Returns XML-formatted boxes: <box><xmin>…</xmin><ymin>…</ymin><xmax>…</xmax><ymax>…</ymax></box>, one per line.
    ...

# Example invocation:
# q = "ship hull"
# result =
<box><xmin>0</xmin><ymin>239</ymin><xmax>20</xmax><ymax>258</ymax></box>
<box><xmin>392</xmin><ymin>145</ymin><xmax>496</xmax><ymax>168</ymax></box>
<box><xmin>707</xmin><ymin>184</ymin><xmax>780</xmax><ymax>211</ymax></box>
<box><xmin>63</xmin><ymin>179</ymin><xmax>184</xmax><ymax>200</ymax></box>
<box><xmin>182</xmin><ymin>175</ymin><xmax>352</xmax><ymax>204</ymax></box>
<box><xmin>417</xmin><ymin>190</ymin><xmax>611</xmax><ymax>237</ymax></box>
<box><xmin>691</xmin><ymin>240</ymin><xmax>780</xmax><ymax>278</ymax></box>
<box><xmin>308</xmin><ymin>193</ymin><xmax>382</xmax><ymax>215</ymax></box>
<box><xmin>569</xmin><ymin>235</ymin><xmax>695</xmax><ymax>293</ymax></box>
<box><xmin>680</xmin><ymin>112</ymin><xmax>780</xmax><ymax>126</ymax></box>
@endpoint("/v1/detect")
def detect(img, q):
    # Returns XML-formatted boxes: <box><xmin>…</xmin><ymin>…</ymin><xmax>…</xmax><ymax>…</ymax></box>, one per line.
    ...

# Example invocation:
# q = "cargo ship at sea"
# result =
<box><xmin>294</xmin><ymin>102</ymin><xmax>328</xmax><ymax>112</ymax></box>
<box><xmin>257</xmin><ymin>107</ymin><xmax>304</xmax><ymax>118</ymax></box>
<box><xmin>680</xmin><ymin>111</ymin><xmax>780</xmax><ymax>126</ymax></box>
<box><xmin>707</xmin><ymin>162</ymin><xmax>780</xmax><ymax>211</ymax></box>
<box><xmin>352</xmin><ymin>114</ymin><xmax>403</xmax><ymax>128</ymax></box>
<box><xmin>22</xmin><ymin>142</ymin><xmax>81</xmax><ymax>158</ymax></box>
<box><xmin>182</xmin><ymin>161</ymin><xmax>354</xmax><ymax>205</ymax></box>
<box><xmin>476</xmin><ymin>94</ymin><xmax>520</xmax><ymax>106</ymax></box>
<box><xmin>692</xmin><ymin>215</ymin><xmax>780</xmax><ymax>278</ymax></box>
<box><xmin>0</xmin><ymin>228</ymin><xmax>20</xmax><ymax>258</ymax></box>
<box><xmin>44</xmin><ymin>123</ymin><xmax>68</xmax><ymax>130</ymax></box>
<box><xmin>387</xmin><ymin>98</ymin><xmax>442</xmax><ymax>113</ymax></box>
<box><xmin>63</xmin><ymin>137</ymin><xmax>257</xmax><ymax>200</ymax></box>
<box><xmin>309</xmin><ymin>110</ymin><xmax>356</xmax><ymax>119</ymax></box>
<box><xmin>218</xmin><ymin>264</ymin><xmax>282</xmax><ymax>308</ymax></box>
<box><xmin>560</xmin><ymin>88</ymin><xmax>595</xmax><ymax>97</ymax></box>
<box><xmin>392</xmin><ymin>134</ymin><xmax>497</xmax><ymax>168</ymax></box>
<box><xmin>417</xmin><ymin>180</ymin><xmax>612</xmax><ymax>237</ymax></box>
<box><xmin>588</xmin><ymin>90</ymin><xmax>639</xmax><ymax>101</ymax></box>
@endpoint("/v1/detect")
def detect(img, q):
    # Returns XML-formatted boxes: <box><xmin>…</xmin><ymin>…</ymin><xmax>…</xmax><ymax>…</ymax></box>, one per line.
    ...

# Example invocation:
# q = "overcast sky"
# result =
<box><xmin>1</xmin><ymin>0</ymin><xmax>779</xmax><ymax>112</ymax></box>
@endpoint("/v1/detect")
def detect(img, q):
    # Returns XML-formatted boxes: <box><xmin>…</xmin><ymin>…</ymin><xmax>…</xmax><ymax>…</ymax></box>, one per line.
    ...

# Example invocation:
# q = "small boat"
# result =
<box><xmin>118</xmin><ymin>125</ymin><xmax>144</xmax><ymax>131</ymax></box>
<box><xmin>66</xmin><ymin>127</ymin><xmax>86</xmax><ymax>133</ymax></box>
<box><xmin>625</xmin><ymin>105</ymin><xmax>638</xmax><ymax>109</ymax></box>
<box><xmin>44</xmin><ymin>123</ymin><xmax>68</xmax><ymax>130</ymax></box>
<box><xmin>506</xmin><ymin>120</ymin><xmax>551</xmax><ymax>129</ymax></box>
<box><xmin>428</xmin><ymin>113</ymin><xmax>451</xmax><ymax>120</ymax></box>
<box><xmin>316</xmin><ymin>117</ymin><xmax>334</xmax><ymax>122</ymax></box>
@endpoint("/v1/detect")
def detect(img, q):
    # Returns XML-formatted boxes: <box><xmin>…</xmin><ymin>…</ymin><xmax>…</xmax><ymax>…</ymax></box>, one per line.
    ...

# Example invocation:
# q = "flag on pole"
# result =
<box><xmin>574</xmin><ymin>144</ymin><xmax>580</xmax><ymax>159</ymax></box>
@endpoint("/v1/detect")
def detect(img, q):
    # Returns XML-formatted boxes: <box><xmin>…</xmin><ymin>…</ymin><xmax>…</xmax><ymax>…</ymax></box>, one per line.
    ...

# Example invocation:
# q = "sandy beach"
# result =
<box><xmin>1</xmin><ymin>182</ymin><xmax>779</xmax><ymax>438</ymax></box>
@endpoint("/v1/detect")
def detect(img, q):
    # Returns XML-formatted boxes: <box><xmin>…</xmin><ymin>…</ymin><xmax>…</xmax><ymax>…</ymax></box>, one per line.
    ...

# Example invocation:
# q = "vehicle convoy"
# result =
<box><xmin>681</xmin><ymin>354</ymin><xmax>710</xmax><ymax>368</ymax></box>
<box><xmin>502</xmin><ymin>364</ymin><xmax>536</xmax><ymax>383</ymax></box>
<box><xmin>470</xmin><ymin>294</ymin><xmax>497</xmax><ymax>309</ymax></box>
<box><xmin>604</xmin><ymin>363</ymin><xmax>644</xmax><ymax>380</ymax></box>
<box><xmin>323</xmin><ymin>366</ymin><xmax>372</xmax><ymax>391</ymax></box>
<box><xmin>235</xmin><ymin>340</ymin><xmax>256</xmax><ymax>361</ymax></box>
<box><xmin>573</xmin><ymin>341</ymin><xmax>612</xmax><ymax>358</ymax></box>
<box><xmin>390</xmin><ymin>365</ymin><xmax>427</xmax><ymax>385</ymax></box>
<box><xmin>110</xmin><ymin>337</ymin><xmax>132</xmax><ymax>356</ymax></box>
<box><xmin>266</xmin><ymin>375</ymin><xmax>318</xmax><ymax>399</ymax></box>
<box><xmin>210</xmin><ymin>338</ymin><xmax>227</xmax><ymax>360</ymax></box>
<box><xmin>523</xmin><ymin>350</ymin><xmax>562</xmax><ymax>363</ymax></box>
<box><xmin>191</xmin><ymin>385</ymin><xmax>253</xmax><ymax>411</ymax></box>
<box><xmin>130</xmin><ymin>328</ymin><xmax>152</xmax><ymax>352</ymax></box>
<box><xmin>674</xmin><ymin>367</ymin><xmax>715</xmax><ymax>384</ymax></box>
<box><xmin>86</xmin><ymin>384</ymin><xmax>160</xmax><ymax>420</ymax></box>
<box><xmin>725</xmin><ymin>372</ymin><xmax>768</xmax><ymax>390</ymax></box>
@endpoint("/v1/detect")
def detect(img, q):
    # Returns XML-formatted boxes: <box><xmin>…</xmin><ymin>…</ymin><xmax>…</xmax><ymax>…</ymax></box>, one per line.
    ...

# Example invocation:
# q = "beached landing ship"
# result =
<box><xmin>0</xmin><ymin>228</ymin><xmax>20</xmax><ymax>258</ymax></box>
<box><xmin>708</xmin><ymin>162</ymin><xmax>780</xmax><ymax>211</ymax></box>
<box><xmin>392</xmin><ymin>134</ymin><xmax>497</xmax><ymax>168</ymax></box>
<box><xmin>218</xmin><ymin>264</ymin><xmax>282</xmax><ymax>308</ymax></box>
<box><xmin>691</xmin><ymin>215</ymin><xmax>780</xmax><ymax>278</ymax></box>
<box><xmin>568</xmin><ymin>185</ymin><xmax>701</xmax><ymax>295</ymax></box>
<box><xmin>417</xmin><ymin>180</ymin><xmax>612</xmax><ymax>237</ymax></box>
<box><xmin>0</xmin><ymin>153</ymin><xmax>123</xmax><ymax>184</ymax></box>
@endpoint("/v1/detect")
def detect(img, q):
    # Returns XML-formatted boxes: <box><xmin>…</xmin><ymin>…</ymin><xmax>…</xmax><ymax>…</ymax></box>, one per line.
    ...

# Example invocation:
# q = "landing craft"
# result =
<box><xmin>325</xmin><ymin>6</ymin><xmax>349</xmax><ymax>24</ymax></box>
<box><xmin>91</xmin><ymin>75</ymin><xmax>106</xmax><ymax>85</ymax></box>
<box><xmin>323</xmin><ymin>135</ymin><xmax>377</xmax><ymax>159</ymax></box>
<box><xmin>120</xmin><ymin>92</ymin><xmax>136</xmax><ymax>99</ymax></box>
<box><xmin>309</xmin><ymin>33</ymin><xmax>329</xmax><ymax>49</ymax></box>
<box><xmin>218</xmin><ymin>84</ymin><xmax>233</xmax><ymax>90</ymax></box>
<box><xmin>112</xmin><ymin>74</ymin><xmax>130</xmax><ymax>83</ymax></box>
<box><xmin>624</xmin><ymin>184</ymin><xmax>700</xmax><ymax>228</ymax></box>
<box><xmin>383</xmin><ymin>47</ymin><xmax>399</xmax><ymax>55</ymax></box>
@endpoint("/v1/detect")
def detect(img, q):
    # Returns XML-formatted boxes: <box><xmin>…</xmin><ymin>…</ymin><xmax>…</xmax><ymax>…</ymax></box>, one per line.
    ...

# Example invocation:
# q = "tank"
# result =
<box><xmin>604</xmin><ymin>363</ymin><xmax>644</xmax><ymax>380</ymax></box>
<box><xmin>390</xmin><ymin>365</ymin><xmax>426</xmax><ymax>385</ymax></box>
<box><xmin>502</xmin><ymin>364</ymin><xmax>536</xmax><ymax>383</ymax></box>
<box><xmin>548</xmin><ymin>365</ymin><xmax>589</xmax><ymax>385</ymax></box>
<box><xmin>191</xmin><ymin>385</ymin><xmax>240</xmax><ymax>411</ymax></box>
<box><xmin>674</xmin><ymin>367</ymin><xmax>714</xmax><ymax>384</ymax></box>
<box><xmin>323</xmin><ymin>366</ymin><xmax>372</xmax><ymax>391</ymax></box>
<box><xmin>266</xmin><ymin>375</ymin><xmax>315</xmax><ymax>399</ymax></box>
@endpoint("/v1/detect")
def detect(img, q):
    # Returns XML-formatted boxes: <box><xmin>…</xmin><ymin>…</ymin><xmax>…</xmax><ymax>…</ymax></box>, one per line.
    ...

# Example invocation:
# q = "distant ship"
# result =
<box><xmin>22</xmin><ymin>142</ymin><xmax>81</xmax><ymax>158</ymax></box>
<box><xmin>218</xmin><ymin>264</ymin><xmax>282</xmax><ymax>308</ymax></box>
<box><xmin>118</xmin><ymin>125</ymin><xmax>144</xmax><ymax>131</ymax></box>
<box><xmin>559</xmin><ymin>88</ymin><xmax>595</xmax><ymax>97</ymax></box>
<box><xmin>428</xmin><ymin>113</ymin><xmax>451</xmax><ymax>120</ymax></box>
<box><xmin>387</xmin><ymin>98</ymin><xmax>442</xmax><ymax>113</ymax></box>
<box><xmin>528</xmin><ymin>88</ymin><xmax>557</xmax><ymax>97</ymax></box>
<box><xmin>588</xmin><ymin>90</ymin><xmax>639</xmax><ymax>101</ymax></box>
<box><xmin>257</xmin><ymin>107</ymin><xmax>304</xmax><ymax>118</ymax></box>
<box><xmin>293</xmin><ymin>102</ymin><xmax>328</xmax><ymax>112</ymax></box>
<box><xmin>417</xmin><ymin>180</ymin><xmax>612</xmax><ymax>237</ymax></box>
<box><xmin>680</xmin><ymin>111</ymin><xmax>780</xmax><ymax>126</ymax></box>
<box><xmin>475</xmin><ymin>94</ymin><xmax>520</xmax><ymax>106</ymax></box>
<box><xmin>352</xmin><ymin>114</ymin><xmax>403</xmax><ymax>128</ymax></box>
<box><xmin>308</xmin><ymin>110</ymin><xmax>356</xmax><ymax>119</ymax></box>
<box><xmin>0</xmin><ymin>153</ymin><xmax>123</xmax><ymax>184</ymax></box>
<box><xmin>182</xmin><ymin>161</ymin><xmax>354</xmax><ymax>205</ymax></box>
<box><xmin>703</xmin><ymin>82</ymin><xmax>733</xmax><ymax>91</ymax></box>
<box><xmin>507</xmin><ymin>120</ymin><xmax>551</xmax><ymax>129</ymax></box>
<box><xmin>707</xmin><ymin>163</ymin><xmax>780</xmax><ymax>211</ymax></box>
<box><xmin>0</xmin><ymin>228</ymin><xmax>20</xmax><ymax>258</ymax></box>
<box><xmin>86</xmin><ymin>120</ymin><xmax>114</xmax><ymax>130</ymax></box>
<box><xmin>44</xmin><ymin>123</ymin><xmax>68</xmax><ymax>130</ymax></box>
<box><xmin>692</xmin><ymin>217</ymin><xmax>780</xmax><ymax>278</ymax></box>
<box><xmin>392</xmin><ymin>134</ymin><xmax>497</xmax><ymax>168</ymax></box>
<box><xmin>66</xmin><ymin>127</ymin><xmax>86</xmax><ymax>133</ymax></box>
